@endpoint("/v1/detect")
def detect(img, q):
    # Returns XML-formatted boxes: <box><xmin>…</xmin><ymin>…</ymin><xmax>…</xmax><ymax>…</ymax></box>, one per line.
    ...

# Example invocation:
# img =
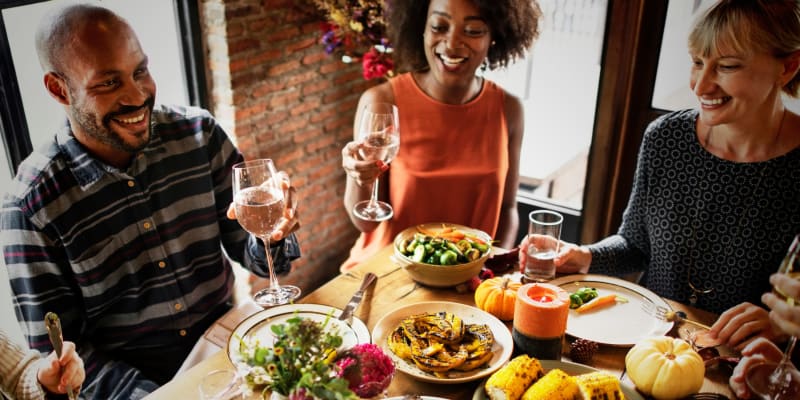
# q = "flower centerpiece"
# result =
<box><xmin>235</xmin><ymin>315</ymin><xmax>394</xmax><ymax>399</ymax></box>
<box><xmin>335</xmin><ymin>343</ymin><xmax>395</xmax><ymax>398</ymax></box>
<box><xmin>311</xmin><ymin>0</ymin><xmax>394</xmax><ymax>80</ymax></box>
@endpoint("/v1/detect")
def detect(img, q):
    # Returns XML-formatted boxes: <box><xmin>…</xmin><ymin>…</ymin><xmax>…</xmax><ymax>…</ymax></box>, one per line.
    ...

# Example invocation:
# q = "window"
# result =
<box><xmin>486</xmin><ymin>0</ymin><xmax>607</xmax><ymax>211</ymax></box>
<box><xmin>0</xmin><ymin>0</ymin><xmax>205</xmax><ymax>178</ymax></box>
<box><xmin>652</xmin><ymin>0</ymin><xmax>800</xmax><ymax>113</ymax></box>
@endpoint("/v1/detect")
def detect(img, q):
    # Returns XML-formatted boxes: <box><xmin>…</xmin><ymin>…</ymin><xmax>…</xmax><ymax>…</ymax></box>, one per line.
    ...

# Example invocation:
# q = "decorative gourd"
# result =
<box><xmin>624</xmin><ymin>336</ymin><xmax>705</xmax><ymax>399</ymax></box>
<box><xmin>474</xmin><ymin>277</ymin><xmax>521</xmax><ymax>321</ymax></box>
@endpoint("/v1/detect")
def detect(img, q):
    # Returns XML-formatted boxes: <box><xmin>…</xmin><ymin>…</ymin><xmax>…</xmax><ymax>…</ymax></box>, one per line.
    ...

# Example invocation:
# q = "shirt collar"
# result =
<box><xmin>55</xmin><ymin>119</ymin><xmax>163</xmax><ymax>189</ymax></box>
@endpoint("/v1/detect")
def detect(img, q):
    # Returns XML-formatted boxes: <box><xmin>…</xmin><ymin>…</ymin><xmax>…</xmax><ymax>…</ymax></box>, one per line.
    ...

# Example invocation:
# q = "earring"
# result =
<box><xmin>491</xmin><ymin>40</ymin><xmax>496</xmax><ymax>46</ymax></box>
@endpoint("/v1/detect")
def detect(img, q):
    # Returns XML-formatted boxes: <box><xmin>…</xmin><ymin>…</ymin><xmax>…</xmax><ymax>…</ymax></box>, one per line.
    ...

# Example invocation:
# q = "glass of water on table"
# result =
<box><xmin>523</xmin><ymin>210</ymin><xmax>564</xmax><ymax>283</ymax></box>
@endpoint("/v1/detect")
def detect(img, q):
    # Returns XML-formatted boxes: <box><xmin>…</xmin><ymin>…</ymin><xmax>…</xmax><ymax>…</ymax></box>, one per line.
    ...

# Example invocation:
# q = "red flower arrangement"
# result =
<box><xmin>313</xmin><ymin>0</ymin><xmax>394</xmax><ymax>80</ymax></box>
<box><xmin>335</xmin><ymin>343</ymin><xmax>395</xmax><ymax>398</ymax></box>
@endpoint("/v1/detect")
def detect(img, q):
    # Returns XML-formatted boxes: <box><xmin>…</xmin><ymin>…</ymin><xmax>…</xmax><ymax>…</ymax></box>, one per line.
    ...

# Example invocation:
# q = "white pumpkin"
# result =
<box><xmin>625</xmin><ymin>336</ymin><xmax>705</xmax><ymax>399</ymax></box>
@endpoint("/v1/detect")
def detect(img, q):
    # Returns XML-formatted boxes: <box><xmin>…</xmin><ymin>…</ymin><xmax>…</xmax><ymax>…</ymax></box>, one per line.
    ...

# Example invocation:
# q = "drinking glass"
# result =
<box><xmin>746</xmin><ymin>234</ymin><xmax>800</xmax><ymax>400</ymax></box>
<box><xmin>523</xmin><ymin>210</ymin><xmax>563</xmax><ymax>283</ymax></box>
<box><xmin>352</xmin><ymin>102</ymin><xmax>400</xmax><ymax>222</ymax></box>
<box><xmin>233</xmin><ymin>159</ymin><xmax>300</xmax><ymax>307</ymax></box>
<box><xmin>198</xmin><ymin>369</ymin><xmax>243</xmax><ymax>400</ymax></box>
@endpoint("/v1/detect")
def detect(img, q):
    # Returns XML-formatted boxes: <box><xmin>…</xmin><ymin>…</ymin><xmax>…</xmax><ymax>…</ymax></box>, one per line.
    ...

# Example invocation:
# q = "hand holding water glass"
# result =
<box><xmin>351</xmin><ymin>102</ymin><xmax>400</xmax><ymax>222</ymax></box>
<box><xmin>233</xmin><ymin>159</ymin><xmax>300</xmax><ymax>307</ymax></box>
<box><xmin>523</xmin><ymin>210</ymin><xmax>563</xmax><ymax>283</ymax></box>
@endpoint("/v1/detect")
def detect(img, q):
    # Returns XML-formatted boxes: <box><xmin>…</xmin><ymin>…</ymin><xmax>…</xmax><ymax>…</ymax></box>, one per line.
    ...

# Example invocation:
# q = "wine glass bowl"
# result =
<box><xmin>746</xmin><ymin>234</ymin><xmax>800</xmax><ymax>399</ymax></box>
<box><xmin>233</xmin><ymin>159</ymin><xmax>300</xmax><ymax>307</ymax></box>
<box><xmin>352</xmin><ymin>102</ymin><xmax>399</xmax><ymax>222</ymax></box>
<box><xmin>747</xmin><ymin>362</ymin><xmax>800</xmax><ymax>400</ymax></box>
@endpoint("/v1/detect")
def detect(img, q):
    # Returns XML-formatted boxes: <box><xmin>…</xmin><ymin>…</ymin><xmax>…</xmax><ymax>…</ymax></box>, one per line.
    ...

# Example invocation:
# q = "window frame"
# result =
<box><xmin>0</xmin><ymin>0</ymin><xmax>207</xmax><ymax>175</ymax></box>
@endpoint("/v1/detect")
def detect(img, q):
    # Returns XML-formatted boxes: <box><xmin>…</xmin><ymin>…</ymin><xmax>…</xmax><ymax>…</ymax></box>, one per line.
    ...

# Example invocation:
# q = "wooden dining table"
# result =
<box><xmin>146</xmin><ymin>244</ymin><xmax>736</xmax><ymax>399</ymax></box>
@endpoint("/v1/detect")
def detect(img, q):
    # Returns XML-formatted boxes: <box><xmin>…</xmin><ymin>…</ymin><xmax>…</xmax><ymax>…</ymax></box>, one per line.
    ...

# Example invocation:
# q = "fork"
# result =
<box><xmin>640</xmin><ymin>302</ymin><xmax>712</xmax><ymax>330</ymax></box>
<box><xmin>682</xmin><ymin>393</ymin><xmax>728</xmax><ymax>400</ymax></box>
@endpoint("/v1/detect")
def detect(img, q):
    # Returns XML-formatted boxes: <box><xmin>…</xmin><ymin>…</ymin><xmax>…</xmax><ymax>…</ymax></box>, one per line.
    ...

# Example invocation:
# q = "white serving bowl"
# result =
<box><xmin>392</xmin><ymin>222</ymin><xmax>492</xmax><ymax>288</ymax></box>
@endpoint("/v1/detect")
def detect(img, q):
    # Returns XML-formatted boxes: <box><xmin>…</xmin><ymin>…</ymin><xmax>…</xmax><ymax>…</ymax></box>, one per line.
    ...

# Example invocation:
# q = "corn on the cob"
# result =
<box><xmin>575</xmin><ymin>371</ymin><xmax>625</xmax><ymax>400</ymax></box>
<box><xmin>484</xmin><ymin>355</ymin><xmax>544</xmax><ymax>400</ymax></box>
<box><xmin>521</xmin><ymin>368</ymin><xmax>580</xmax><ymax>400</ymax></box>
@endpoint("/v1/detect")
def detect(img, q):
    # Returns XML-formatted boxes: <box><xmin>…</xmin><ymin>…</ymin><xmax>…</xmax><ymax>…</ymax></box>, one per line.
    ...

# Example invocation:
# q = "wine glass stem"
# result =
<box><xmin>368</xmin><ymin>178</ymin><xmax>380</xmax><ymax>209</ymax></box>
<box><xmin>261</xmin><ymin>236</ymin><xmax>281</xmax><ymax>291</ymax></box>
<box><xmin>780</xmin><ymin>336</ymin><xmax>797</xmax><ymax>367</ymax></box>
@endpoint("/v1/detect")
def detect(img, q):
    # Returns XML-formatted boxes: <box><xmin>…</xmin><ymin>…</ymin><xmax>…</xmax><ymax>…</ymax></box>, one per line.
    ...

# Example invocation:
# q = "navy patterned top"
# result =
<box><xmin>1</xmin><ymin>104</ymin><xmax>300</xmax><ymax>399</ymax></box>
<box><xmin>587</xmin><ymin>109</ymin><xmax>800</xmax><ymax>315</ymax></box>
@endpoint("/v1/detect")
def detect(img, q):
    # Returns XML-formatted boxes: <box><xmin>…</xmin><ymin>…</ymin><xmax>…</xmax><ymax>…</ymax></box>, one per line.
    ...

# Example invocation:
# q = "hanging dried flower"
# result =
<box><xmin>312</xmin><ymin>0</ymin><xmax>394</xmax><ymax>80</ymax></box>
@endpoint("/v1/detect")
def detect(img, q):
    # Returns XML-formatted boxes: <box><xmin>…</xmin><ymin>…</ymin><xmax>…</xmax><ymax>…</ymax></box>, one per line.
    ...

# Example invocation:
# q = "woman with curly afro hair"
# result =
<box><xmin>340</xmin><ymin>0</ymin><xmax>542</xmax><ymax>271</ymax></box>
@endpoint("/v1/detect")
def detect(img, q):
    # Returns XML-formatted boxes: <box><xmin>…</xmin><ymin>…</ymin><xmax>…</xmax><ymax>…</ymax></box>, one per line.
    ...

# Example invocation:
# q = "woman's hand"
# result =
<box><xmin>517</xmin><ymin>235</ymin><xmax>592</xmax><ymax>275</ymax></box>
<box><xmin>341</xmin><ymin>141</ymin><xmax>389</xmax><ymax>187</ymax></box>
<box><xmin>729</xmin><ymin>337</ymin><xmax>784</xmax><ymax>399</ymax></box>
<box><xmin>763</xmin><ymin>273</ymin><xmax>800</xmax><ymax>337</ymax></box>
<box><xmin>227</xmin><ymin>171</ymin><xmax>300</xmax><ymax>241</ymax></box>
<box><xmin>708</xmin><ymin>302</ymin><xmax>785</xmax><ymax>351</ymax></box>
<box><xmin>37</xmin><ymin>341</ymin><xmax>84</xmax><ymax>395</ymax></box>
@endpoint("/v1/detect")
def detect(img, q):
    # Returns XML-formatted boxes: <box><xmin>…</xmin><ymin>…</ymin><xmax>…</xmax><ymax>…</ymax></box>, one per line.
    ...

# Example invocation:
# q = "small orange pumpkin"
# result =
<box><xmin>474</xmin><ymin>276</ymin><xmax>521</xmax><ymax>321</ymax></box>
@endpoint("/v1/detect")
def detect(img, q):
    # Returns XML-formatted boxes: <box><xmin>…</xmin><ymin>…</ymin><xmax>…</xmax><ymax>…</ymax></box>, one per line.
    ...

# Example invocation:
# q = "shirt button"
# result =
<box><xmin>158</xmin><ymin>261</ymin><xmax>166</xmax><ymax>268</ymax></box>
<box><xmin>179</xmin><ymin>329</ymin><xmax>187</xmax><ymax>337</ymax></box>
<box><xmin>174</xmin><ymin>303</ymin><xmax>182</xmax><ymax>311</ymax></box>
<box><xmin>127</xmin><ymin>180</ymin><xmax>135</xmax><ymax>187</ymax></box>
<box><xmin>143</xmin><ymin>222</ymin><xmax>152</xmax><ymax>229</ymax></box>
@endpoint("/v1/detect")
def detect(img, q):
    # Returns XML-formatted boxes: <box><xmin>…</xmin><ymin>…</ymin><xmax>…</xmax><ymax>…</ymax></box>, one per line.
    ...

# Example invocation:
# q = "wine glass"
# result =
<box><xmin>747</xmin><ymin>234</ymin><xmax>800</xmax><ymax>400</ymax></box>
<box><xmin>232</xmin><ymin>159</ymin><xmax>300</xmax><ymax>307</ymax></box>
<box><xmin>352</xmin><ymin>102</ymin><xmax>400</xmax><ymax>222</ymax></box>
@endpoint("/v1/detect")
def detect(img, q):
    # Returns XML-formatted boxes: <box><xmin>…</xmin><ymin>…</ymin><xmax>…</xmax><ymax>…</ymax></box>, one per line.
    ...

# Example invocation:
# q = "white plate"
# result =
<box><xmin>471</xmin><ymin>359</ymin><xmax>644</xmax><ymax>400</ymax></box>
<box><xmin>371</xmin><ymin>301</ymin><xmax>513</xmax><ymax>384</ymax></box>
<box><xmin>550</xmin><ymin>274</ymin><xmax>674</xmax><ymax>346</ymax></box>
<box><xmin>227</xmin><ymin>303</ymin><xmax>371</xmax><ymax>365</ymax></box>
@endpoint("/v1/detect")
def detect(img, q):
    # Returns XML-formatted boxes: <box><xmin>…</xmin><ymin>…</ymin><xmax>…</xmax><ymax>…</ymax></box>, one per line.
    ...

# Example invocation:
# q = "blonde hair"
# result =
<box><xmin>688</xmin><ymin>0</ymin><xmax>800</xmax><ymax>97</ymax></box>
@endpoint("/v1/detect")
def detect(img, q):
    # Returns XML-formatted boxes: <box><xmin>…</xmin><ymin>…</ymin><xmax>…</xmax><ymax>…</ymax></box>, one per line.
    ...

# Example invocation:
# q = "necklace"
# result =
<box><xmin>687</xmin><ymin>109</ymin><xmax>786</xmax><ymax>306</ymax></box>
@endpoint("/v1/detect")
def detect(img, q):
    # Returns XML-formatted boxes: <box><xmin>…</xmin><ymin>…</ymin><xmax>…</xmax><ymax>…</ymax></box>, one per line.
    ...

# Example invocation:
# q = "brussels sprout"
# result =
<box><xmin>440</xmin><ymin>250</ymin><xmax>458</xmax><ymax>265</ymax></box>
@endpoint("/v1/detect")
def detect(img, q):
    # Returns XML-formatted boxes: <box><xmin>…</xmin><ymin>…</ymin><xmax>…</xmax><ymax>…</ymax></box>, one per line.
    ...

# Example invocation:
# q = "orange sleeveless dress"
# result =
<box><xmin>341</xmin><ymin>73</ymin><xmax>509</xmax><ymax>271</ymax></box>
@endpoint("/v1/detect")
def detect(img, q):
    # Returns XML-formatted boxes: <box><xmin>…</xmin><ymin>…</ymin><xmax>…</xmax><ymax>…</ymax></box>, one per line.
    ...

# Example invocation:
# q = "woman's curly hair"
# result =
<box><xmin>387</xmin><ymin>0</ymin><xmax>542</xmax><ymax>73</ymax></box>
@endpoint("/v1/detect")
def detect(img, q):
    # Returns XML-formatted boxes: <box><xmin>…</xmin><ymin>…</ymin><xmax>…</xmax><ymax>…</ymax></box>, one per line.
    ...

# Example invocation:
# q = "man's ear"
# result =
<box><xmin>44</xmin><ymin>72</ymin><xmax>69</xmax><ymax>105</ymax></box>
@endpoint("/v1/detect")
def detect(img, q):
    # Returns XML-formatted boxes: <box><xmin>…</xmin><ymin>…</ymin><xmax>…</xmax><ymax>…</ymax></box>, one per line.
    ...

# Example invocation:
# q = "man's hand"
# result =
<box><xmin>227</xmin><ymin>171</ymin><xmax>300</xmax><ymax>241</ymax></box>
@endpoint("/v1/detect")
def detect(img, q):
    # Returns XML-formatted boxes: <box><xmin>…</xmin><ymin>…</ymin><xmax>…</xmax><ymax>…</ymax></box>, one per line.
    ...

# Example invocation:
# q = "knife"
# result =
<box><xmin>45</xmin><ymin>312</ymin><xmax>77</xmax><ymax>400</ymax></box>
<box><xmin>338</xmin><ymin>272</ymin><xmax>377</xmax><ymax>324</ymax></box>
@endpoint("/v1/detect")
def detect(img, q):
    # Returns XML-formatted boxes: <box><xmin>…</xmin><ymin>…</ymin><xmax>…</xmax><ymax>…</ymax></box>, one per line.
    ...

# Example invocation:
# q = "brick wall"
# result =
<box><xmin>199</xmin><ymin>0</ymin><xmax>373</xmax><ymax>294</ymax></box>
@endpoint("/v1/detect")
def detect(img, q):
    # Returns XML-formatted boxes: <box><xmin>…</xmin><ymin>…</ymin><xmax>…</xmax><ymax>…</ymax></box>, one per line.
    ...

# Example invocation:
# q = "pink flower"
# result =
<box><xmin>361</xmin><ymin>47</ymin><xmax>394</xmax><ymax>80</ymax></box>
<box><xmin>335</xmin><ymin>343</ymin><xmax>395</xmax><ymax>398</ymax></box>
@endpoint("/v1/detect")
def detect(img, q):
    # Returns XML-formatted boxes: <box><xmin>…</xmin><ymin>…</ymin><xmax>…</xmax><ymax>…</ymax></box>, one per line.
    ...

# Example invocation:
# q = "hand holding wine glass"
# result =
<box><xmin>746</xmin><ymin>234</ymin><xmax>800</xmax><ymax>399</ymax></box>
<box><xmin>351</xmin><ymin>102</ymin><xmax>400</xmax><ymax>222</ymax></box>
<box><xmin>232</xmin><ymin>159</ymin><xmax>300</xmax><ymax>307</ymax></box>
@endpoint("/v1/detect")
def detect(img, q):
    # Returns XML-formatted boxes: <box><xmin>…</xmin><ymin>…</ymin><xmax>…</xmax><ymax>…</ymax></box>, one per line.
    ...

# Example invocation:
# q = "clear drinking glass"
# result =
<box><xmin>198</xmin><ymin>369</ymin><xmax>243</xmax><ymax>400</ymax></box>
<box><xmin>523</xmin><ymin>210</ymin><xmax>564</xmax><ymax>283</ymax></box>
<box><xmin>352</xmin><ymin>102</ymin><xmax>400</xmax><ymax>222</ymax></box>
<box><xmin>746</xmin><ymin>234</ymin><xmax>800</xmax><ymax>399</ymax></box>
<box><xmin>233</xmin><ymin>159</ymin><xmax>300</xmax><ymax>307</ymax></box>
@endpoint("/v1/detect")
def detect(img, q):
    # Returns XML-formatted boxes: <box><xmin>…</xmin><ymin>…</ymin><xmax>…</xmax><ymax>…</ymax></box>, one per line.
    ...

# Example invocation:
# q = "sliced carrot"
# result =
<box><xmin>575</xmin><ymin>294</ymin><xmax>620</xmax><ymax>313</ymax></box>
<box><xmin>416</xmin><ymin>225</ymin><xmax>466</xmax><ymax>241</ymax></box>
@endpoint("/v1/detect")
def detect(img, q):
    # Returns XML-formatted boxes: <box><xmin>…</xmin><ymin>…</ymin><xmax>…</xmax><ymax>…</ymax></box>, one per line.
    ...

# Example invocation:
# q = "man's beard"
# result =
<box><xmin>70</xmin><ymin>96</ymin><xmax>155</xmax><ymax>153</ymax></box>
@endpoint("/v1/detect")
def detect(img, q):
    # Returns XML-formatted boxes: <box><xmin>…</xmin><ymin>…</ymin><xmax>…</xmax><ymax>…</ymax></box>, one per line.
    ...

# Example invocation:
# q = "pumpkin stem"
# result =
<box><xmin>501</xmin><ymin>277</ymin><xmax>510</xmax><ymax>290</ymax></box>
<box><xmin>665</xmin><ymin>352</ymin><xmax>676</xmax><ymax>360</ymax></box>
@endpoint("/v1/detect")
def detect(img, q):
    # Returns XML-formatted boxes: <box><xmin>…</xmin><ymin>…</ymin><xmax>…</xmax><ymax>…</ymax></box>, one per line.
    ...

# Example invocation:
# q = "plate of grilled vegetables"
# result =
<box><xmin>372</xmin><ymin>301</ymin><xmax>513</xmax><ymax>384</ymax></box>
<box><xmin>472</xmin><ymin>355</ymin><xmax>643</xmax><ymax>400</ymax></box>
